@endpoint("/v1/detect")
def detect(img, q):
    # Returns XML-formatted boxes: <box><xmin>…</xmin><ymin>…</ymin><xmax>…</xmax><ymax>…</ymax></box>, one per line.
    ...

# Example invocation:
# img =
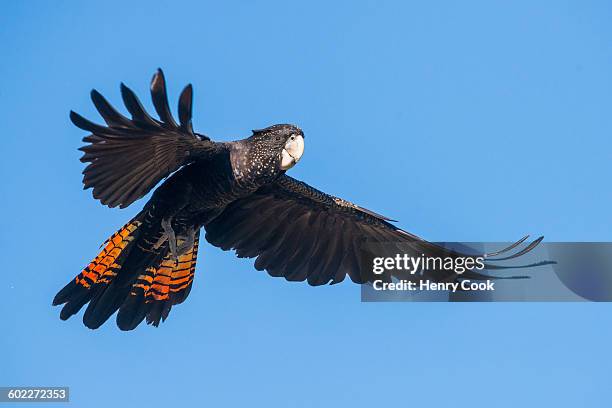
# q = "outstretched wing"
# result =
<box><xmin>205</xmin><ymin>175</ymin><xmax>543</xmax><ymax>286</ymax></box>
<box><xmin>71</xmin><ymin>69</ymin><xmax>214</xmax><ymax>208</ymax></box>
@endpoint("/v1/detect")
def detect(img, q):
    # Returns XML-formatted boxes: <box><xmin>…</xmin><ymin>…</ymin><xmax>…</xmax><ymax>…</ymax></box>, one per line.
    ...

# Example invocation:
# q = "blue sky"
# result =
<box><xmin>2</xmin><ymin>0</ymin><xmax>612</xmax><ymax>406</ymax></box>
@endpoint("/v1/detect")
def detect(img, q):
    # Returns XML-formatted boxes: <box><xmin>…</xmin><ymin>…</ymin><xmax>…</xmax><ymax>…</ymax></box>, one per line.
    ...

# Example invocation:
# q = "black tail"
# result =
<box><xmin>53</xmin><ymin>209</ymin><xmax>200</xmax><ymax>330</ymax></box>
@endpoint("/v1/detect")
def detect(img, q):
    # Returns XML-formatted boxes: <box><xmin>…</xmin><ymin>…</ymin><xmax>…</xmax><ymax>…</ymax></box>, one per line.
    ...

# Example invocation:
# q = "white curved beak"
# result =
<box><xmin>280</xmin><ymin>135</ymin><xmax>304</xmax><ymax>170</ymax></box>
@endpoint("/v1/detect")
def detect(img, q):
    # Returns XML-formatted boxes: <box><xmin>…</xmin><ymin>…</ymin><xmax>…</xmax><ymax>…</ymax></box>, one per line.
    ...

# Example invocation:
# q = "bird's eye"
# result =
<box><xmin>290</xmin><ymin>135</ymin><xmax>296</xmax><ymax>141</ymax></box>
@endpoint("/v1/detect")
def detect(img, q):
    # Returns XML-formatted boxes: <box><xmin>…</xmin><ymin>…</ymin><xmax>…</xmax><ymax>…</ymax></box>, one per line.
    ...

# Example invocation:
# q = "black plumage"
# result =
<box><xmin>53</xmin><ymin>70</ymin><xmax>545</xmax><ymax>330</ymax></box>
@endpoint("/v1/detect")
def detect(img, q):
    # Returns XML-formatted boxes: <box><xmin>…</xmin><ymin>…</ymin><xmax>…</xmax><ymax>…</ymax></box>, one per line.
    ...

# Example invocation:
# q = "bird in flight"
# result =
<box><xmin>53</xmin><ymin>70</ymin><xmax>544</xmax><ymax>330</ymax></box>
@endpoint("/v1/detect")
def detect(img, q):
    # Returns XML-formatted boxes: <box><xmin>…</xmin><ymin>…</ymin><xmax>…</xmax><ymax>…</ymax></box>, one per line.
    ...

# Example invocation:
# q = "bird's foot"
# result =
<box><xmin>153</xmin><ymin>219</ymin><xmax>194</xmax><ymax>264</ymax></box>
<box><xmin>176</xmin><ymin>227</ymin><xmax>195</xmax><ymax>257</ymax></box>
<box><xmin>153</xmin><ymin>217</ymin><xmax>178</xmax><ymax>262</ymax></box>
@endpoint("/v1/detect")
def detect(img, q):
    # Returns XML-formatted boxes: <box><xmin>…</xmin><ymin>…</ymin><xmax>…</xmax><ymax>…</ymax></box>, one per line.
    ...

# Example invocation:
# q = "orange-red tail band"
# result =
<box><xmin>74</xmin><ymin>220</ymin><xmax>141</xmax><ymax>289</ymax></box>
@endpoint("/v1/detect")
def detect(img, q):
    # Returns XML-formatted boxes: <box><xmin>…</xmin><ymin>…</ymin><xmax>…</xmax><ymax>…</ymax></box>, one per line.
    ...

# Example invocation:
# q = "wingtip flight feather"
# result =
<box><xmin>70</xmin><ymin>110</ymin><xmax>102</xmax><ymax>132</ymax></box>
<box><xmin>150</xmin><ymin>67</ymin><xmax>178</xmax><ymax>127</ymax></box>
<box><xmin>178</xmin><ymin>84</ymin><xmax>194</xmax><ymax>134</ymax></box>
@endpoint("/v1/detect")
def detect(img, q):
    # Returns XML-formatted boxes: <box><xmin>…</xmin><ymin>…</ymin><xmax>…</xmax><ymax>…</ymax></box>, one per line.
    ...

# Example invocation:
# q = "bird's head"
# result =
<box><xmin>231</xmin><ymin>124</ymin><xmax>305</xmax><ymax>184</ymax></box>
<box><xmin>249</xmin><ymin>124</ymin><xmax>305</xmax><ymax>171</ymax></box>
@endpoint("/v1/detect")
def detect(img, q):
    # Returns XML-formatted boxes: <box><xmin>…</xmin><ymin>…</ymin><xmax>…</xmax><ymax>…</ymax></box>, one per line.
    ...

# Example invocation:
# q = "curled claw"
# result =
<box><xmin>156</xmin><ymin>217</ymin><xmax>178</xmax><ymax>262</ymax></box>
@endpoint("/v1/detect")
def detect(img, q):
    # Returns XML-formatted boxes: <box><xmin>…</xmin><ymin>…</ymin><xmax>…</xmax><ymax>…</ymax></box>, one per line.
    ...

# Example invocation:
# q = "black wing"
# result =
<box><xmin>205</xmin><ymin>175</ymin><xmax>543</xmax><ymax>286</ymax></box>
<box><xmin>71</xmin><ymin>69</ymin><xmax>214</xmax><ymax>208</ymax></box>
